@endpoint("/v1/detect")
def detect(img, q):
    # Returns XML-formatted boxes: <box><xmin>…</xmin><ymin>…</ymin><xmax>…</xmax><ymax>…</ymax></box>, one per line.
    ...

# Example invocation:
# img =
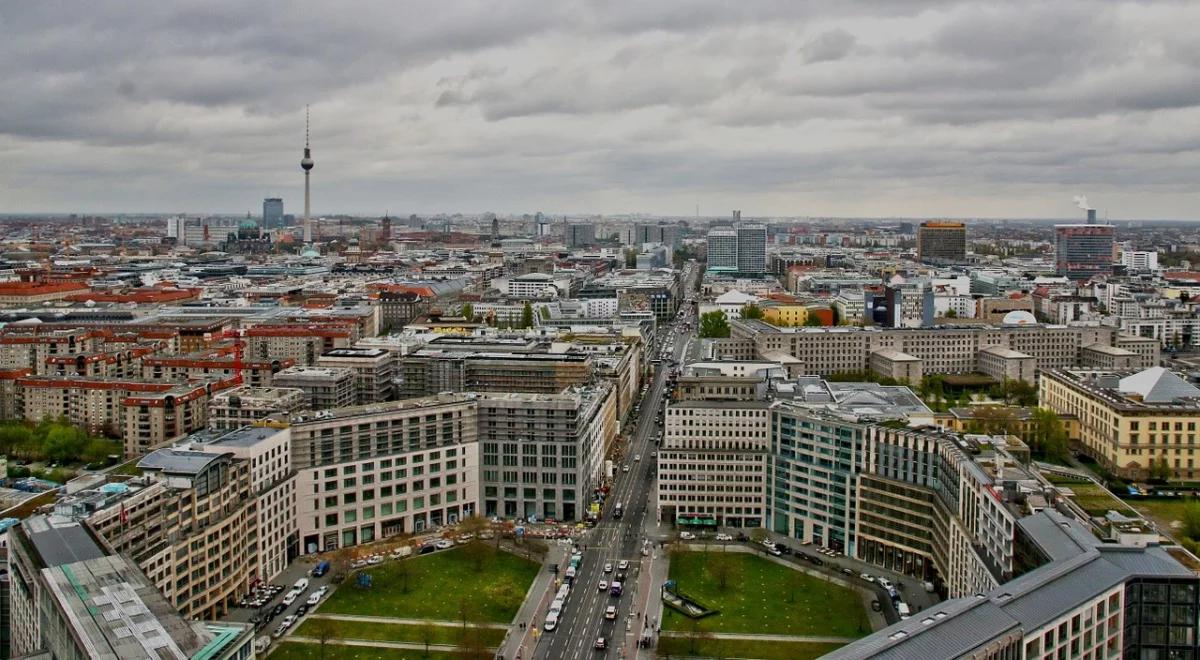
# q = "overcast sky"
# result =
<box><xmin>3</xmin><ymin>1</ymin><xmax>1200</xmax><ymax>219</ymax></box>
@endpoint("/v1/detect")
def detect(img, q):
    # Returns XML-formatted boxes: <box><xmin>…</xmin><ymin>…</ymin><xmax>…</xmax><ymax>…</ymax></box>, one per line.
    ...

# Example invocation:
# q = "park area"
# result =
<box><xmin>662</xmin><ymin>550</ymin><xmax>870</xmax><ymax>658</ymax></box>
<box><xmin>283</xmin><ymin>545</ymin><xmax>538</xmax><ymax>658</ymax></box>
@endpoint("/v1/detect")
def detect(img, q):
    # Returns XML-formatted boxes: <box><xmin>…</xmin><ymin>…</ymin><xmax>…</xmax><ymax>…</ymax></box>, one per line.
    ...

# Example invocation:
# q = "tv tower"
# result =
<box><xmin>301</xmin><ymin>106</ymin><xmax>315</xmax><ymax>243</ymax></box>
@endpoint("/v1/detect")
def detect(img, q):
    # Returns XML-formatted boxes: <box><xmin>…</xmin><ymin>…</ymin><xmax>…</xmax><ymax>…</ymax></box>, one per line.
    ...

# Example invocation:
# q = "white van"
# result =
<box><xmin>544</xmin><ymin>612</ymin><xmax>559</xmax><ymax>631</ymax></box>
<box><xmin>293</xmin><ymin>578</ymin><xmax>310</xmax><ymax>592</ymax></box>
<box><xmin>897</xmin><ymin>602</ymin><xmax>911</xmax><ymax>619</ymax></box>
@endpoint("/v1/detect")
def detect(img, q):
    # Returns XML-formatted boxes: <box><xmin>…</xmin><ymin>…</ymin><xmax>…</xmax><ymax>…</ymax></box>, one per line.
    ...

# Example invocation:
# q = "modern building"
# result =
<box><xmin>706</xmin><ymin>227</ymin><xmax>738</xmax><ymax>272</ymax></box>
<box><xmin>7</xmin><ymin>516</ymin><xmax>254</xmax><ymax>660</ymax></box>
<box><xmin>1055</xmin><ymin>223</ymin><xmax>1115</xmax><ymax>280</ymax></box>
<box><xmin>396</xmin><ymin>338</ymin><xmax>591</xmax><ymax>398</ymax></box>
<box><xmin>916</xmin><ymin>221</ymin><xmax>967</xmax><ymax>264</ymax></box>
<box><xmin>288</xmin><ymin>394</ymin><xmax>480</xmax><ymax>552</ymax></box>
<box><xmin>263</xmin><ymin>197</ymin><xmax>284</xmax><ymax>230</ymax></box>
<box><xmin>195</xmin><ymin>426</ymin><xmax>297</xmax><ymax>583</ymax></box>
<box><xmin>207</xmin><ymin>385</ymin><xmax>308</xmax><ymax>429</ymax></box>
<box><xmin>272</xmin><ymin>366</ymin><xmax>356</xmax><ymax>410</ymax></box>
<box><xmin>56</xmin><ymin>448</ymin><xmax>258</xmax><ymax>620</ymax></box>
<box><xmin>477</xmin><ymin>385</ymin><xmax>617</xmax><ymax>521</ymax></box>
<box><xmin>1039</xmin><ymin>366</ymin><xmax>1200</xmax><ymax>481</ymax></box>
<box><xmin>828</xmin><ymin>509</ymin><xmax>1199</xmax><ymax>660</ymax></box>
<box><xmin>736</xmin><ymin>223</ymin><xmax>767</xmax><ymax>274</ymax></box>
<box><xmin>565</xmin><ymin>223</ymin><xmax>596</xmax><ymax>248</ymax></box>
<box><xmin>316</xmin><ymin>347</ymin><xmax>398</xmax><ymax>404</ymax></box>
<box><xmin>658</xmin><ymin>399</ymin><xmax>771</xmax><ymax>529</ymax></box>
<box><xmin>1121</xmin><ymin>249</ymin><xmax>1159</xmax><ymax>272</ymax></box>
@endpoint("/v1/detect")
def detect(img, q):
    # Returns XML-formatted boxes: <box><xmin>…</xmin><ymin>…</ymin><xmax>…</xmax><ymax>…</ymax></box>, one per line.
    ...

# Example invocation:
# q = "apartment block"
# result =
<box><xmin>0</xmin><ymin>328</ymin><xmax>100</xmax><ymax>373</ymax></box>
<box><xmin>245</xmin><ymin>325</ymin><xmax>354</xmax><ymax>365</ymax></box>
<box><xmin>316</xmin><ymin>347</ymin><xmax>397</xmax><ymax>404</ymax></box>
<box><xmin>478</xmin><ymin>386</ymin><xmax>617</xmax><ymax>521</ymax></box>
<box><xmin>396</xmin><ymin>338</ymin><xmax>591</xmax><ymax>398</ymax></box>
<box><xmin>288</xmin><ymin>395</ymin><xmax>480</xmax><ymax>552</ymax></box>
<box><xmin>1040</xmin><ymin>366</ymin><xmax>1200</xmax><ymax>481</ymax></box>
<box><xmin>208</xmin><ymin>385</ymin><xmax>308</xmax><ymax>429</ymax></box>
<box><xmin>195</xmin><ymin>426</ymin><xmax>297</xmax><ymax>583</ymax></box>
<box><xmin>141</xmin><ymin>353</ymin><xmax>295</xmax><ymax>387</ymax></box>
<box><xmin>272</xmin><ymin>366</ymin><xmax>356</xmax><ymax>410</ymax></box>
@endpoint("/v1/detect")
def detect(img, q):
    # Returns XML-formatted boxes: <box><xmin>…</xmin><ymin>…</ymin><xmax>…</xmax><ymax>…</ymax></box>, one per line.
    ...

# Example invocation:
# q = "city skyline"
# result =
<box><xmin>4</xmin><ymin>1</ymin><xmax>1200</xmax><ymax>219</ymax></box>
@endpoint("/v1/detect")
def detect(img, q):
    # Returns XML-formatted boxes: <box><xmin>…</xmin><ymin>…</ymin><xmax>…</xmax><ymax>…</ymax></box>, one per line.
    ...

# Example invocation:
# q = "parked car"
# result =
<box><xmin>715</xmin><ymin>533</ymin><xmax>733</xmax><ymax>541</ymax></box>
<box><xmin>435</xmin><ymin>539</ymin><xmax>454</xmax><ymax>550</ymax></box>
<box><xmin>860</xmin><ymin>573</ymin><xmax>875</xmax><ymax>583</ymax></box>
<box><xmin>679</xmin><ymin>531</ymin><xmax>695</xmax><ymax>540</ymax></box>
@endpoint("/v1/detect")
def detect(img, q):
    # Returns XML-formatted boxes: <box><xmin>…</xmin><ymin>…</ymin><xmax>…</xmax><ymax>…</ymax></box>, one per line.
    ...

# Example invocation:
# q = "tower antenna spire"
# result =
<box><xmin>301</xmin><ymin>106</ymin><xmax>315</xmax><ymax>243</ymax></box>
<box><xmin>305</xmin><ymin>105</ymin><xmax>310</xmax><ymax>148</ymax></box>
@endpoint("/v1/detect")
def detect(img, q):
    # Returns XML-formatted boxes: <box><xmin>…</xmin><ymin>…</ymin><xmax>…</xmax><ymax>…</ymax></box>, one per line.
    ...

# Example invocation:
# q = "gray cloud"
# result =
<box><xmin>1</xmin><ymin>0</ymin><xmax>1199</xmax><ymax>219</ymax></box>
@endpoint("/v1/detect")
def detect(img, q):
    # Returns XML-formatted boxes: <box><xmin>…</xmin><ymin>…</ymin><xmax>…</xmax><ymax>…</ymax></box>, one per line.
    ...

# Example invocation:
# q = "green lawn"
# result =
<box><xmin>295</xmin><ymin>619</ymin><xmax>504</xmax><ymax>647</ymax></box>
<box><xmin>663</xmin><ymin>551</ymin><xmax>869</xmax><ymax>637</ymax></box>
<box><xmin>320</xmin><ymin>547</ymin><xmax>538</xmax><ymax>623</ymax></box>
<box><xmin>270</xmin><ymin>641</ymin><xmax>468</xmax><ymax>660</ymax></box>
<box><xmin>1048</xmin><ymin>477</ymin><xmax>1136</xmax><ymax>516</ymax></box>
<box><xmin>1126</xmin><ymin>497</ymin><xmax>1198</xmax><ymax>535</ymax></box>
<box><xmin>658</xmin><ymin>637</ymin><xmax>843</xmax><ymax>660</ymax></box>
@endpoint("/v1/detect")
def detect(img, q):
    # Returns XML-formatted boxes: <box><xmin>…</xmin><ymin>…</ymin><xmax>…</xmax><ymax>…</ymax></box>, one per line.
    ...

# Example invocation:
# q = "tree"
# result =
<box><xmin>699</xmin><ymin>310</ymin><xmax>730</xmax><ymax>338</ymax></box>
<box><xmin>831</xmin><ymin>305</ymin><xmax>842</xmax><ymax>326</ymax></box>
<box><xmin>624</xmin><ymin>249</ymin><xmax>638</xmax><ymax>268</ymax></box>
<box><xmin>741</xmin><ymin>304</ymin><xmax>763</xmax><ymax>320</ymax></box>
<box><xmin>459</xmin><ymin>623</ymin><xmax>491</xmax><ymax>660</ymax></box>
<box><xmin>971</xmin><ymin>406</ymin><xmax>1018</xmax><ymax>436</ymax></box>
<box><xmin>460</xmin><ymin>302</ymin><xmax>474</xmax><ymax>320</ymax></box>
<box><xmin>486</xmin><ymin>580</ymin><xmax>524</xmax><ymax>613</ymax></box>
<box><xmin>1028</xmin><ymin>408</ymin><xmax>1070</xmax><ymax>464</ymax></box>
<box><xmin>749</xmin><ymin>527</ymin><xmax>769</xmax><ymax>552</ymax></box>
<box><xmin>328</xmin><ymin>548</ymin><xmax>353</xmax><ymax>585</ymax></box>
<box><xmin>1150</xmin><ymin>456</ymin><xmax>1172</xmax><ymax>482</ymax></box>
<box><xmin>418</xmin><ymin>619</ymin><xmax>437</xmax><ymax>657</ymax></box>
<box><xmin>521</xmin><ymin>301</ymin><xmax>534</xmax><ymax>328</ymax></box>
<box><xmin>308</xmin><ymin>617</ymin><xmax>337</xmax><ymax>660</ymax></box>
<box><xmin>708</xmin><ymin>548</ymin><xmax>740</xmax><ymax>592</ymax></box>
<box><xmin>945</xmin><ymin>308</ymin><xmax>958</xmax><ymax>318</ymax></box>
<box><xmin>803</xmin><ymin>314</ymin><xmax>822</xmax><ymax>327</ymax></box>
<box><xmin>683</xmin><ymin>618</ymin><xmax>714</xmax><ymax>654</ymax></box>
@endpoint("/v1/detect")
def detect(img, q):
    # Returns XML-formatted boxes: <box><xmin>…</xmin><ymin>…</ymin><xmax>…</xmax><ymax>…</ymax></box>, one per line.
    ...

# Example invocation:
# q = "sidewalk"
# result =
<box><xmin>496</xmin><ymin>542</ymin><xmax>566</xmax><ymax>660</ymax></box>
<box><xmin>287</xmin><ymin>636</ymin><xmax>461</xmax><ymax>652</ymax></box>
<box><xmin>306</xmin><ymin>613</ymin><xmax>508</xmax><ymax>629</ymax></box>
<box><xmin>659</xmin><ymin>631</ymin><xmax>858</xmax><ymax>643</ymax></box>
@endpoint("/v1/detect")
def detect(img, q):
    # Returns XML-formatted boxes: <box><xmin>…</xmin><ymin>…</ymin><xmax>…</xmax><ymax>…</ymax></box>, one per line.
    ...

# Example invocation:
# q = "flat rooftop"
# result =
<box><xmin>23</xmin><ymin>515</ymin><xmax>108</xmax><ymax>568</ymax></box>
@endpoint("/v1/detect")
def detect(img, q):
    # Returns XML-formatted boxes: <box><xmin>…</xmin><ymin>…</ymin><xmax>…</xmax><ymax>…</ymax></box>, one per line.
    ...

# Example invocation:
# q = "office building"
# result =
<box><xmin>316</xmin><ymin>347</ymin><xmax>398</xmax><ymax>404</ymax></box>
<box><xmin>397</xmin><ymin>338</ymin><xmax>591</xmax><ymax>398</ymax></box>
<box><xmin>565</xmin><ymin>223</ymin><xmax>596</xmax><ymax>248</ymax></box>
<box><xmin>736</xmin><ymin>223</ymin><xmax>767</xmax><ymax>274</ymax></box>
<box><xmin>1055</xmin><ymin>223</ymin><xmax>1115</xmax><ymax>280</ymax></box>
<box><xmin>706</xmin><ymin>227</ymin><xmax>738</xmax><ymax>271</ymax></box>
<box><xmin>1121</xmin><ymin>249</ymin><xmax>1159</xmax><ymax>272</ymax></box>
<box><xmin>631</xmin><ymin>223</ymin><xmax>681</xmax><ymax>248</ymax></box>
<box><xmin>288</xmin><ymin>395</ymin><xmax>479</xmax><ymax>551</ymax></box>
<box><xmin>725</xmin><ymin>320</ymin><xmax>1157</xmax><ymax>378</ymax></box>
<box><xmin>478</xmin><ymin>385</ymin><xmax>617</xmax><ymax>521</ymax></box>
<box><xmin>7</xmin><ymin>516</ymin><xmax>253</xmax><ymax>660</ymax></box>
<box><xmin>1040</xmin><ymin>366</ymin><xmax>1200</xmax><ymax>481</ymax></box>
<box><xmin>658</xmin><ymin>399</ymin><xmax>771</xmax><ymax>528</ymax></box>
<box><xmin>579</xmin><ymin>270</ymin><xmax>681</xmax><ymax>322</ymax></box>
<box><xmin>263</xmin><ymin>197</ymin><xmax>284</xmax><ymax>230</ymax></box>
<box><xmin>207</xmin><ymin>385</ymin><xmax>308</xmax><ymax>429</ymax></box>
<box><xmin>829</xmin><ymin>510</ymin><xmax>1199</xmax><ymax>660</ymax></box>
<box><xmin>272</xmin><ymin>366</ymin><xmax>356</xmax><ymax>410</ymax></box>
<box><xmin>55</xmin><ymin>448</ymin><xmax>257</xmax><ymax>619</ymax></box>
<box><xmin>916</xmin><ymin>221</ymin><xmax>967</xmax><ymax>264</ymax></box>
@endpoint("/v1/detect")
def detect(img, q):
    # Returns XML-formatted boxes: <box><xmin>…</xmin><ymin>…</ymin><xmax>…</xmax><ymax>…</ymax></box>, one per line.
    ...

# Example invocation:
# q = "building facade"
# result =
<box><xmin>1055</xmin><ymin>224</ymin><xmax>1115</xmax><ymax>280</ymax></box>
<box><xmin>916</xmin><ymin>221</ymin><xmax>967</xmax><ymax>264</ymax></box>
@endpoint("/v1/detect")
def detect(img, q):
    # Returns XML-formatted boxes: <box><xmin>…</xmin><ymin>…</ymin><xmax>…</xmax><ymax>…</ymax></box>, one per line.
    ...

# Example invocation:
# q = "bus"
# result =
<box><xmin>613</xmin><ymin>503</ymin><xmax>623</xmax><ymax>519</ymax></box>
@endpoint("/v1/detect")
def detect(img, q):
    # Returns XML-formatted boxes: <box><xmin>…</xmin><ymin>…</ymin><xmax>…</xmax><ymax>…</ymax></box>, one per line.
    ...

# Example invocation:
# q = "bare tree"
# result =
<box><xmin>684</xmin><ymin>618</ymin><xmax>714</xmax><ymax>655</ymax></box>
<box><xmin>418</xmin><ymin>619</ymin><xmax>437</xmax><ymax>657</ymax></box>
<box><xmin>708</xmin><ymin>547</ymin><xmax>740</xmax><ymax>592</ymax></box>
<box><xmin>458</xmin><ymin>622</ymin><xmax>491</xmax><ymax>660</ymax></box>
<box><xmin>308</xmin><ymin>618</ymin><xmax>337</xmax><ymax>660</ymax></box>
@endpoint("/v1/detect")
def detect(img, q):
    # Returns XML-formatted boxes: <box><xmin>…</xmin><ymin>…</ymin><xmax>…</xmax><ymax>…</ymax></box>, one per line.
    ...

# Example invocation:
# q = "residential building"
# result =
<box><xmin>207</xmin><ymin>385</ymin><xmax>308</xmax><ymax>429</ymax></box>
<box><xmin>195</xmin><ymin>426</ymin><xmax>297</xmax><ymax>583</ymax></box>
<box><xmin>272</xmin><ymin>366</ymin><xmax>356</xmax><ymax>410</ymax></box>
<box><xmin>288</xmin><ymin>395</ymin><xmax>480</xmax><ymax>552</ymax></box>
<box><xmin>916</xmin><ymin>221</ymin><xmax>967</xmax><ymax>264</ymax></box>
<box><xmin>316</xmin><ymin>347</ymin><xmax>397</xmax><ymax>404</ymax></box>
<box><xmin>1055</xmin><ymin>223</ymin><xmax>1115</xmax><ymax>280</ymax></box>
<box><xmin>244</xmin><ymin>325</ymin><xmax>354</xmax><ymax>365</ymax></box>
<box><xmin>1039</xmin><ymin>366</ymin><xmax>1200</xmax><ymax>481</ymax></box>
<box><xmin>57</xmin><ymin>448</ymin><xmax>258</xmax><ymax>619</ymax></box>
<box><xmin>478</xmin><ymin>385</ymin><xmax>617</xmax><ymax>521</ymax></box>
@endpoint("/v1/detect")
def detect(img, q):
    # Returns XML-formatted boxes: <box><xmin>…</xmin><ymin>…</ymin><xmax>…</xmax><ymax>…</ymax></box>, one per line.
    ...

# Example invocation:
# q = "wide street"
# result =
<box><xmin>533</xmin><ymin>264</ymin><xmax>697</xmax><ymax>660</ymax></box>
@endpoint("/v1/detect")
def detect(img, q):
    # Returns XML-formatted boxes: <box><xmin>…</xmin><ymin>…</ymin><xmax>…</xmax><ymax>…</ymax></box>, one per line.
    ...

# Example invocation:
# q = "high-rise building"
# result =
<box><xmin>565</xmin><ymin>223</ymin><xmax>596</xmax><ymax>248</ymax></box>
<box><xmin>1056</xmin><ymin>223</ymin><xmax>1114</xmax><ymax>280</ymax></box>
<box><xmin>632</xmin><ymin>223</ymin><xmax>682</xmax><ymax>248</ymax></box>
<box><xmin>263</xmin><ymin>197</ymin><xmax>284</xmax><ymax>230</ymax></box>
<box><xmin>736</xmin><ymin>223</ymin><xmax>767</xmax><ymax>273</ymax></box>
<box><xmin>706</xmin><ymin>227</ymin><xmax>738</xmax><ymax>271</ymax></box>
<box><xmin>916</xmin><ymin>221</ymin><xmax>967</xmax><ymax>264</ymax></box>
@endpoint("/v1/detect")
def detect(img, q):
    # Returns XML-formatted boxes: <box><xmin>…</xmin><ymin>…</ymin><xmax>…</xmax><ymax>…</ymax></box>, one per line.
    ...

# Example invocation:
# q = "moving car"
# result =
<box><xmin>311</xmin><ymin>560</ymin><xmax>330</xmax><ymax>577</ymax></box>
<box><xmin>604</xmin><ymin>563</ymin><xmax>613</xmax><ymax>573</ymax></box>
<box><xmin>860</xmin><ymin>573</ymin><xmax>875</xmax><ymax>583</ymax></box>
<box><xmin>617</xmin><ymin>560</ymin><xmax>629</xmax><ymax>570</ymax></box>
<box><xmin>598</xmin><ymin>580</ymin><xmax>608</xmax><ymax>591</ymax></box>
<box><xmin>594</xmin><ymin>637</ymin><xmax>607</xmax><ymax>650</ymax></box>
<box><xmin>605</xmin><ymin>605</ymin><xmax>617</xmax><ymax>620</ymax></box>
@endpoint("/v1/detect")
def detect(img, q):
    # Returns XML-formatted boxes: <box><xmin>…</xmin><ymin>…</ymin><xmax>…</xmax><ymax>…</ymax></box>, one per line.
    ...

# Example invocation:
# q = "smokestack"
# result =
<box><xmin>1087</xmin><ymin>209</ymin><xmax>1097</xmax><ymax>223</ymax></box>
